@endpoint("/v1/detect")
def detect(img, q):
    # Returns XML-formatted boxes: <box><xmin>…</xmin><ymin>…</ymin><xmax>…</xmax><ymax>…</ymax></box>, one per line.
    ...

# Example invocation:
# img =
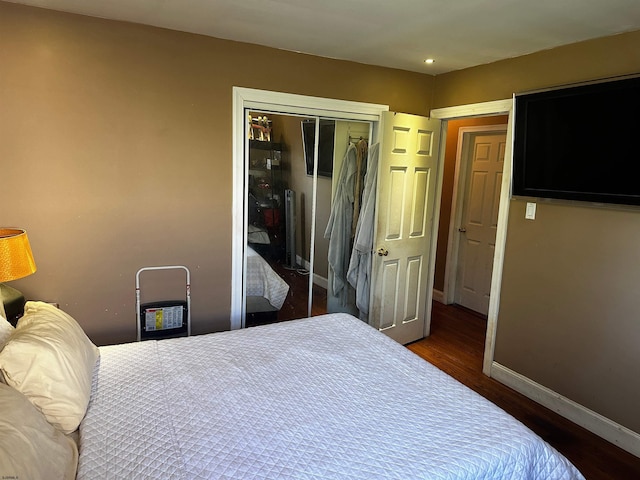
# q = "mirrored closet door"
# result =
<box><xmin>243</xmin><ymin>111</ymin><xmax>371</xmax><ymax>327</ymax></box>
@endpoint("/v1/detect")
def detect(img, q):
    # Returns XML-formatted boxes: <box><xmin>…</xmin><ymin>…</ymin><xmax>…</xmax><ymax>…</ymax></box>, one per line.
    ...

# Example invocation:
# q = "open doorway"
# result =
<box><xmin>433</xmin><ymin>116</ymin><xmax>509</xmax><ymax>314</ymax></box>
<box><xmin>443</xmin><ymin>122</ymin><xmax>508</xmax><ymax>316</ymax></box>
<box><xmin>431</xmin><ymin>104</ymin><xmax>514</xmax><ymax>376</ymax></box>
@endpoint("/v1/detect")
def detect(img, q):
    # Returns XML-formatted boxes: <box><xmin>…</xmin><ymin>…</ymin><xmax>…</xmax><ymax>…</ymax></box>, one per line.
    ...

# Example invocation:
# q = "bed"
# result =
<box><xmin>0</xmin><ymin>302</ymin><xmax>584</xmax><ymax>479</ymax></box>
<box><xmin>245</xmin><ymin>245</ymin><xmax>289</xmax><ymax>314</ymax></box>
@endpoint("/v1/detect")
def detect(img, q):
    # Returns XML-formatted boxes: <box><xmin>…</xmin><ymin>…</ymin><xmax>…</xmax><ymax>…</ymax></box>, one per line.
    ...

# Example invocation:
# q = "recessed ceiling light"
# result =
<box><xmin>424</xmin><ymin>58</ymin><xmax>435</xmax><ymax>64</ymax></box>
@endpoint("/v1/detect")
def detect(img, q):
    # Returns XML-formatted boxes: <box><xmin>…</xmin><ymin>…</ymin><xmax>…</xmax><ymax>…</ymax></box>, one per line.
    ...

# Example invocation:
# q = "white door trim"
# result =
<box><xmin>232</xmin><ymin>87</ymin><xmax>388</xmax><ymax>330</ymax></box>
<box><xmin>431</xmin><ymin>98</ymin><xmax>514</xmax><ymax>376</ymax></box>
<box><xmin>443</xmin><ymin>124</ymin><xmax>507</xmax><ymax>307</ymax></box>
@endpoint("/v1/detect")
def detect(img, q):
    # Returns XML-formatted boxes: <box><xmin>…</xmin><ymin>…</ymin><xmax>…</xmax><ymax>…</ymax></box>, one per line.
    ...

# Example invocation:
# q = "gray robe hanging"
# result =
<box><xmin>347</xmin><ymin>143</ymin><xmax>379</xmax><ymax>317</ymax></box>
<box><xmin>324</xmin><ymin>143</ymin><xmax>358</xmax><ymax>303</ymax></box>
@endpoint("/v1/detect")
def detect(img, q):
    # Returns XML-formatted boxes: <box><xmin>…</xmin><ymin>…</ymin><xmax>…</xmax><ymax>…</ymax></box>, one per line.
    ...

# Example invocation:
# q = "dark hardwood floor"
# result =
<box><xmin>271</xmin><ymin>261</ymin><xmax>328</xmax><ymax>321</ymax></box>
<box><xmin>408</xmin><ymin>301</ymin><xmax>640</xmax><ymax>480</ymax></box>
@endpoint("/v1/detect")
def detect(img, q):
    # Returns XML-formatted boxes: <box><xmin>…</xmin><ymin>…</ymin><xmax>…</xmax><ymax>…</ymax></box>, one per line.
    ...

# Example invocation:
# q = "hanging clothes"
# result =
<box><xmin>324</xmin><ymin>143</ymin><xmax>358</xmax><ymax>303</ymax></box>
<box><xmin>347</xmin><ymin>143</ymin><xmax>379</xmax><ymax>318</ymax></box>
<box><xmin>352</xmin><ymin>138</ymin><xmax>368</xmax><ymax>236</ymax></box>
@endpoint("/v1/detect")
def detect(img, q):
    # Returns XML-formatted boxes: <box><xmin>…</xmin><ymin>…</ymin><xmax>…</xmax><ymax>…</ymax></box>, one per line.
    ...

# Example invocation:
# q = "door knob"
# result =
<box><xmin>458</xmin><ymin>227</ymin><xmax>467</xmax><ymax>233</ymax></box>
<box><xmin>377</xmin><ymin>247</ymin><xmax>389</xmax><ymax>256</ymax></box>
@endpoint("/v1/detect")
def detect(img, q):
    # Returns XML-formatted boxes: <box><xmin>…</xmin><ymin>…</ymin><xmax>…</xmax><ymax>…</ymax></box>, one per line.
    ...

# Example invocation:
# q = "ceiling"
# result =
<box><xmin>7</xmin><ymin>0</ymin><xmax>640</xmax><ymax>74</ymax></box>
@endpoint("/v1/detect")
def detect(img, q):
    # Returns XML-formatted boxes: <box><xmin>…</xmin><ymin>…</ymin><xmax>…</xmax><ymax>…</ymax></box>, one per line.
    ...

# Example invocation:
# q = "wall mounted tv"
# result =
<box><xmin>513</xmin><ymin>75</ymin><xmax>640</xmax><ymax>207</ymax></box>
<box><xmin>301</xmin><ymin>119</ymin><xmax>335</xmax><ymax>178</ymax></box>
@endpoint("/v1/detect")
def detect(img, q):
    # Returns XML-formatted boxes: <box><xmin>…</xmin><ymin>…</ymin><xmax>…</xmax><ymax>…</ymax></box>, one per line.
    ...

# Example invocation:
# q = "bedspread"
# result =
<box><xmin>77</xmin><ymin>313</ymin><xmax>584</xmax><ymax>480</ymax></box>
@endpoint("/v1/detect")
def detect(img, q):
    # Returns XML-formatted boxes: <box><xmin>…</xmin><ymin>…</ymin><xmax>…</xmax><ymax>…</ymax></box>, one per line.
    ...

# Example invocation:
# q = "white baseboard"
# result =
<box><xmin>295</xmin><ymin>255</ymin><xmax>328</xmax><ymax>289</ymax></box>
<box><xmin>432</xmin><ymin>289</ymin><xmax>445</xmax><ymax>304</ymax></box>
<box><xmin>313</xmin><ymin>273</ymin><xmax>327</xmax><ymax>290</ymax></box>
<box><xmin>491</xmin><ymin>362</ymin><xmax>640</xmax><ymax>458</ymax></box>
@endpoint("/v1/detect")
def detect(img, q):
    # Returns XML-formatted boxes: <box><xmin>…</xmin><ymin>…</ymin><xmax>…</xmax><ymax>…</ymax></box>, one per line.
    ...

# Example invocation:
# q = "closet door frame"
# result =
<box><xmin>231</xmin><ymin>87</ymin><xmax>388</xmax><ymax>330</ymax></box>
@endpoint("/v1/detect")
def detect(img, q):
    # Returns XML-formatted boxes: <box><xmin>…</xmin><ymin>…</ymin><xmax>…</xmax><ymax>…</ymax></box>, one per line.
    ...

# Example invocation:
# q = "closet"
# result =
<box><xmin>235</xmin><ymin>88</ymin><xmax>446</xmax><ymax>345</ymax></box>
<box><xmin>243</xmin><ymin>112</ymin><xmax>372</xmax><ymax>326</ymax></box>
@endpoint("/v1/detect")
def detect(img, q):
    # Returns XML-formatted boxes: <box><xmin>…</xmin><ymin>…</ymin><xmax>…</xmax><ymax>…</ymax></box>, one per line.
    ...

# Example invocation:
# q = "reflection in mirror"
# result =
<box><xmin>245</xmin><ymin>126</ymin><xmax>288</xmax><ymax>327</ymax></box>
<box><xmin>245</xmin><ymin>112</ymin><xmax>313</xmax><ymax>326</ymax></box>
<box><xmin>244</xmin><ymin>111</ymin><xmax>371</xmax><ymax>328</ymax></box>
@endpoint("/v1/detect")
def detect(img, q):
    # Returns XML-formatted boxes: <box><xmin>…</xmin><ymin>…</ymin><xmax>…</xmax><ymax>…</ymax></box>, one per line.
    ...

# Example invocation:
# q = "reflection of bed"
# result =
<box><xmin>77</xmin><ymin>313</ymin><xmax>583</xmax><ymax>479</ymax></box>
<box><xmin>247</xmin><ymin>224</ymin><xmax>271</xmax><ymax>245</ymax></box>
<box><xmin>1</xmin><ymin>304</ymin><xmax>584</xmax><ymax>479</ymax></box>
<box><xmin>246</xmin><ymin>245</ymin><xmax>289</xmax><ymax>313</ymax></box>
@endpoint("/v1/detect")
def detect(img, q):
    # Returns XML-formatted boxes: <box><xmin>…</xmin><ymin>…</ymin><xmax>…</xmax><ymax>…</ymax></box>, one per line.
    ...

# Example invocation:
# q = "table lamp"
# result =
<box><xmin>0</xmin><ymin>228</ymin><xmax>37</xmax><ymax>322</ymax></box>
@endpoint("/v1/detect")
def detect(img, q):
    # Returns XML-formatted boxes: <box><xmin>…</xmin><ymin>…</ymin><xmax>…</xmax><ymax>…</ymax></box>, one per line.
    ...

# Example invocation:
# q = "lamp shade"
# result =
<box><xmin>0</xmin><ymin>228</ymin><xmax>37</xmax><ymax>282</ymax></box>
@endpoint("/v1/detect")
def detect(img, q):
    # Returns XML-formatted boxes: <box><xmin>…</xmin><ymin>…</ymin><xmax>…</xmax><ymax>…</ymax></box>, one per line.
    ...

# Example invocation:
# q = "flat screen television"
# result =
<box><xmin>513</xmin><ymin>75</ymin><xmax>640</xmax><ymax>206</ymax></box>
<box><xmin>301</xmin><ymin>119</ymin><xmax>335</xmax><ymax>178</ymax></box>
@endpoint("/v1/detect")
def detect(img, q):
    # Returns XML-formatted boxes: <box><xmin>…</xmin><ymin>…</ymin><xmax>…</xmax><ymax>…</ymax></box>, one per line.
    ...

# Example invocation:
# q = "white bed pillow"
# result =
<box><xmin>0</xmin><ymin>383</ymin><xmax>78</xmax><ymax>480</ymax></box>
<box><xmin>0</xmin><ymin>316</ymin><xmax>14</xmax><ymax>385</ymax></box>
<box><xmin>0</xmin><ymin>314</ymin><xmax>13</xmax><ymax>349</ymax></box>
<box><xmin>0</xmin><ymin>301</ymin><xmax>99</xmax><ymax>434</ymax></box>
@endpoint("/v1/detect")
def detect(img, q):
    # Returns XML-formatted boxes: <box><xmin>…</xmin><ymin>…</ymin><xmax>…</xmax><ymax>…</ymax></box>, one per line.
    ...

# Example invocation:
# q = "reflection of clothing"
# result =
<box><xmin>325</xmin><ymin>143</ymin><xmax>357</xmax><ymax>303</ymax></box>
<box><xmin>348</xmin><ymin>143</ymin><xmax>379</xmax><ymax>316</ymax></box>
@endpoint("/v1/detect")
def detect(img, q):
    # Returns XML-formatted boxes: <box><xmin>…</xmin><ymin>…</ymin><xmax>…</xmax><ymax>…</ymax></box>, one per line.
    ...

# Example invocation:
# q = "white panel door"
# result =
<box><xmin>370</xmin><ymin>112</ymin><xmax>441</xmax><ymax>345</ymax></box>
<box><xmin>455</xmin><ymin>133</ymin><xmax>506</xmax><ymax>315</ymax></box>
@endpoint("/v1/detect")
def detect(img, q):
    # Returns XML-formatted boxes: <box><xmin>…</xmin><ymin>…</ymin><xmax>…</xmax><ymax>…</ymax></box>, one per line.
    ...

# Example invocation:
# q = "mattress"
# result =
<box><xmin>245</xmin><ymin>245</ymin><xmax>289</xmax><ymax>310</ymax></box>
<box><xmin>77</xmin><ymin>313</ymin><xmax>584</xmax><ymax>480</ymax></box>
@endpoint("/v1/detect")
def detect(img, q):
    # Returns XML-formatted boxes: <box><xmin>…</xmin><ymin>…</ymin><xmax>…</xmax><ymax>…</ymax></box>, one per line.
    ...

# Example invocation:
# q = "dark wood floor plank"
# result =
<box><xmin>408</xmin><ymin>302</ymin><xmax>640</xmax><ymax>480</ymax></box>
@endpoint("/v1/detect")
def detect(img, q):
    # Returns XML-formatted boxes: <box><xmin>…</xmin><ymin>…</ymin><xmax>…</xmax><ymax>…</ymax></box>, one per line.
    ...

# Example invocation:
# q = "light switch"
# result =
<box><xmin>525</xmin><ymin>202</ymin><xmax>536</xmax><ymax>220</ymax></box>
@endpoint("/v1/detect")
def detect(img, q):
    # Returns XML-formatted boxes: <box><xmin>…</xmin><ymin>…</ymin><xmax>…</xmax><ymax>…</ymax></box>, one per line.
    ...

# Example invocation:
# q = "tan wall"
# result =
<box><xmin>0</xmin><ymin>2</ymin><xmax>434</xmax><ymax>345</ymax></box>
<box><xmin>434</xmin><ymin>30</ymin><xmax>640</xmax><ymax>108</ymax></box>
<box><xmin>434</xmin><ymin>30</ymin><xmax>640</xmax><ymax>433</ymax></box>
